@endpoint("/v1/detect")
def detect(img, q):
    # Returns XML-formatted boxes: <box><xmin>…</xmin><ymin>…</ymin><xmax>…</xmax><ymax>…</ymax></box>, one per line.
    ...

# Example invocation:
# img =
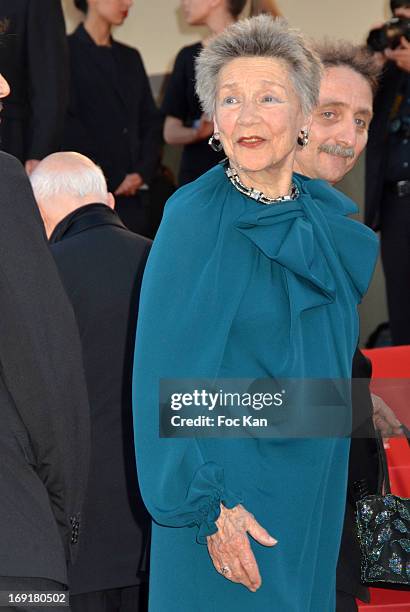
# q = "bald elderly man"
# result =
<box><xmin>294</xmin><ymin>42</ymin><xmax>402</xmax><ymax>612</ymax></box>
<box><xmin>31</xmin><ymin>153</ymin><xmax>151</xmax><ymax>612</ymax></box>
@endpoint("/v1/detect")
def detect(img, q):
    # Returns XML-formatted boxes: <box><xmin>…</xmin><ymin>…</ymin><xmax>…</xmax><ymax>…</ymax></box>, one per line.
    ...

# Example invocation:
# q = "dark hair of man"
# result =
<box><xmin>315</xmin><ymin>41</ymin><xmax>381</xmax><ymax>96</ymax></box>
<box><xmin>228</xmin><ymin>0</ymin><xmax>247</xmax><ymax>18</ymax></box>
<box><xmin>74</xmin><ymin>0</ymin><xmax>88</xmax><ymax>13</ymax></box>
<box><xmin>391</xmin><ymin>0</ymin><xmax>410</xmax><ymax>13</ymax></box>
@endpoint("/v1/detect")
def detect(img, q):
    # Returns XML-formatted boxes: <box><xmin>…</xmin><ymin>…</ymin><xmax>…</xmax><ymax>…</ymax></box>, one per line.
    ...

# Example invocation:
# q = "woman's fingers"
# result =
<box><xmin>224</xmin><ymin>555</ymin><xmax>252</xmax><ymax>588</ymax></box>
<box><xmin>210</xmin><ymin>552</ymin><xmax>262</xmax><ymax>591</ymax></box>
<box><xmin>208</xmin><ymin>545</ymin><xmax>231</xmax><ymax>579</ymax></box>
<box><xmin>210</xmin><ymin>531</ymin><xmax>263</xmax><ymax>590</ymax></box>
<box><xmin>246</xmin><ymin>513</ymin><xmax>278</xmax><ymax>547</ymax></box>
<box><xmin>208</xmin><ymin>538</ymin><xmax>255</xmax><ymax>590</ymax></box>
<box><xmin>207</xmin><ymin>504</ymin><xmax>276</xmax><ymax>591</ymax></box>
<box><xmin>238</xmin><ymin>541</ymin><xmax>262</xmax><ymax>590</ymax></box>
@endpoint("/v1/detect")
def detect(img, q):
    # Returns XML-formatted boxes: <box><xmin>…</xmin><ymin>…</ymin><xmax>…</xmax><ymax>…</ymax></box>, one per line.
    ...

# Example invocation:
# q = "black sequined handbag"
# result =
<box><xmin>356</xmin><ymin>427</ymin><xmax>410</xmax><ymax>588</ymax></box>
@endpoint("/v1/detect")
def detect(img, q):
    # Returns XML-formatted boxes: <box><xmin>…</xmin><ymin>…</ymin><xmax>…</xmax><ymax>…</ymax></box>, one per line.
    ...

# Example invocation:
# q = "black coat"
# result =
<box><xmin>336</xmin><ymin>348</ymin><xmax>380</xmax><ymax>602</ymax></box>
<box><xmin>365</xmin><ymin>62</ymin><xmax>407</xmax><ymax>230</ymax></box>
<box><xmin>49</xmin><ymin>204</ymin><xmax>152</xmax><ymax>595</ymax></box>
<box><xmin>63</xmin><ymin>24</ymin><xmax>162</xmax><ymax>192</ymax></box>
<box><xmin>0</xmin><ymin>0</ymin><xmax>68</xmax><ymax>162</ymax></box>
<box><xmin>0</xmin><ymin>152</ymin><xmax>90</xmax><ymax>584</ymax></box>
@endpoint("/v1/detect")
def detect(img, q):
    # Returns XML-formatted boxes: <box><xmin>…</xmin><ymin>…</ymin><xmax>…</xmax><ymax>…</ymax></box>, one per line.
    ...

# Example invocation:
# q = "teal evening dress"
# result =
<box><xmin>132</xmin><ymin>164</ymin><xmax>378</xmax><ymax>611</ymax></box>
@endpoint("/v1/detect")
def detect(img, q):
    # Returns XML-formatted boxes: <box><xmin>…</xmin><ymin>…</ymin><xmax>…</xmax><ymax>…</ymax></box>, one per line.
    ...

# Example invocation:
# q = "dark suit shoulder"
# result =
<box><xmin>67</xmin><ymin>30</ymin><xmax>79</xmax><ymax>47</ymax></box>
<box><xmin>0</xmin><ymin>152</ymin><xmax>46</xmax><ymax>229</ymax></box>
<box><xmin>170</xmin><ymin>42</ymin><xmax>202</xmax><ymax>76</ymax></box>
<box><xmin>0</xmin><ymin>150</ymin><xmax>25</xmax><ymax>172</ymax></box>
<box><xmin>176</xmin><ymin>42</ymin><xmax>202</xmax><ymax>61</ymax></box>
<box><xmin>0</xmin><ymin>153</ymin><xmax>27</xmax><ymax>198</ymax></box>
<box><xmin>68</xmin><ymin>26</ymin><xmax>141</xmax><ymax>60</ymax></box>
<box><xmin>112</xmin><ymin>40</ymin><xmax>147</xmax><ymax>73</ymax></box>
<box><xmin>68</xmin><ymin>25</ymin><xmax>90</xmax><ymax>50</ymax></box>
<box><xmin>112</xmin><ymin>38</ymin><xmax>142</xmax><ymax>58</ymax></box>
<box><xmin>51</xmin><ymin>223</ymin><xmax>151</xmax><ymax>262</ymax></box>
<box><xmin>68</xmin><ymin>27</ymin><xmax>145</xmax><ymax>74</ymax></box>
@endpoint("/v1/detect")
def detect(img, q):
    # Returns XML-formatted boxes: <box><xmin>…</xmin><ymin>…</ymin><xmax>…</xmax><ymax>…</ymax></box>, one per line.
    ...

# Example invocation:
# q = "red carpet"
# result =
<box><xmin>357</xmin><ymin>347</ymin><xmax>410</xmax><ymax>610</ymax></box>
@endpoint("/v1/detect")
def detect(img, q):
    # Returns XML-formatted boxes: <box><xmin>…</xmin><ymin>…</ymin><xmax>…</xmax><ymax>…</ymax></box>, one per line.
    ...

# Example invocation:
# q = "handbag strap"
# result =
<box><xmin>376</xmin><ymin>431</ymin><xmax>391</xmax><ymax>495</ymax></box>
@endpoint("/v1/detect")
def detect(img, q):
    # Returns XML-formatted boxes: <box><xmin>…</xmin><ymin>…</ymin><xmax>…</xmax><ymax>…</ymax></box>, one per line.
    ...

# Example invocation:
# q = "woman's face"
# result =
<box><xmin>0</xmin><ymin>73</ymin><xmax>10</xmax><ymax>118</ymax></box>
<box><xmin>89</xmin><ymin>0</ymin><xmax>133</xmax><ymax>26</ymax></box>
<box><xmin>180</xmin><ymin>0</ymin><xmax>215</xmax><ymax>26</ymax></box>
<box><xmin>214</xmin><ymin>57</ymin><xmax>307</xmax><ymax>175</ymax></box>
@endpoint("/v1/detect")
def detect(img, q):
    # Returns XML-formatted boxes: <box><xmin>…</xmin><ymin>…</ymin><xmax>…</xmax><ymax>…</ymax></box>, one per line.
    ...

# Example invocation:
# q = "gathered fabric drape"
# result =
<box><xmin>132</xmin><ymin>164</ymin><xmax>378</xmax><ymax>611</ymax></box>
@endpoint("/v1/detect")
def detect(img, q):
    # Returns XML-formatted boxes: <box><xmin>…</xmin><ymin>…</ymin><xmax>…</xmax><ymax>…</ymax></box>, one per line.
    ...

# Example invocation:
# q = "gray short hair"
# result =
<box><xmin>30</xmin><ymin>158</ymin><xmax>108</xmax><ymax>201</ymax></box>
<box><xmin>195</xmin><ymin>15</ymin><xmax>323</xmax><ymax>117</ymax></box>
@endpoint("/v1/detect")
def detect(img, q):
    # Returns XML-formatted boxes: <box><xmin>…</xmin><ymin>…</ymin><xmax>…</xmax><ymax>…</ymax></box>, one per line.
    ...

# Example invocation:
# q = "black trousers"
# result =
<box><xmin>336</xmin><ymin>590</ymin><xmax>359</xmax><ymax>612</ymax></box>
<box><xmin>69</xmin><ymin>584</ymin><xmax>148</xmax><ymax>612</ymax></box>
<box><xmin>114</xmin><ymin>172</ymin><xmax>175</xmax><ymax>239</ymax></box>
<box><xmin>0</xmin><ymin>576</ymin><xmax>68</xmax><ymax>611</ymax></box>
<box><xmin>380</xmin><ymin>192</ymin><xmax>410</xmax><ymax>345</ymax></box>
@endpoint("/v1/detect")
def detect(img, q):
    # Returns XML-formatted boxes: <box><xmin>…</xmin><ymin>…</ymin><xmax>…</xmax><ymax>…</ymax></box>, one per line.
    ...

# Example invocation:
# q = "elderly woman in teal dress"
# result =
<box><xmin>132</xmin><ymin>15</ymin><xmax>379</xmax><ymax>612</ymax></box>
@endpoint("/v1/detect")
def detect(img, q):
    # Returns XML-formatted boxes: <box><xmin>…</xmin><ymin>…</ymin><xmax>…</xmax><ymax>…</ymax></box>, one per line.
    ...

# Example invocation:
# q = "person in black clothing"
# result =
<box><xmin>365</xmin><ymin>2</ymin><xmax>410</xmax><ymax>345</ymax></box>
<box><xmin>295</xmin><ymin>41</ymin><xmax>402</xmax><ymax>612</ymax></box>
<box><xmin>0</xmin><ymin>0</ymin><xmax>68</xmax><ymax>174</ymax></box>
<box><xmin>63</xmin><ymin>0</ymin><xmax>162</xmax><ymax>237</ymax></box>
<box><xmin>162</xmin><ymin>0</ymin><xmax>246</xmax><ymax>186</ymax></box>
<box><xmin>0</xmin><ymin>76</ymin><xmax>90</xmax><ymax>612</ymax></box>
<box><xmin>31</xmin><ymin>151</ymin><xmax>151</xmax><ymax>612</ymax></box>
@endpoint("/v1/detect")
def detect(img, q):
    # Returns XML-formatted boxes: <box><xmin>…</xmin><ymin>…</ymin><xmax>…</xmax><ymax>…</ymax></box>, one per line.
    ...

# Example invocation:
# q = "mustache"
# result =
<box><xmin>318</xmin><ymin>143</ymin><xmax>355</xmax><ymax>159</ymax></box>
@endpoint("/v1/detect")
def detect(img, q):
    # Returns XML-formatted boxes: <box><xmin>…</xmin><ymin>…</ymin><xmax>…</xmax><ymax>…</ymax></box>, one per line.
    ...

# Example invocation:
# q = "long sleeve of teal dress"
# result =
<box><xmin>132</xmin><ymin>165</ymin><xmax>379</xmax><ymax>611</ymax></box>
<box><xmin>132</xmin><ymin>171</ymin><xmax>247</xmax><ymax>540</ymax></box>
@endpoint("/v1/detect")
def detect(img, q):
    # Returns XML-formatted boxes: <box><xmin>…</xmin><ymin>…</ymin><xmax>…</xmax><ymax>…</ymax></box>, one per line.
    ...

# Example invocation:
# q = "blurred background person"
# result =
<box><xmin>161</xmin><ymin>0</ymin><xmax>247</xmax><ymax>186</ymax></box>
<box><xmin>249</xmin><ymin>0</ymin><xmax>282</xmax><ymax>17</ymax></box>
<box><xmin>365</xmin><ymin>0</ymin><xmax>410</xmax><ymax>345</ymax></box>
<box><xmin>0</xmin><ymin>73</ymin><xmax>90</xmax><ymax>612</ymax></box>
<box><xmin>0</xmin><ymin>0</ymin><xmax>68</xmax><ymax>173</ymax></box>
<box><xmin>62</xmin><ymin>0</ymin><xmax>162</xmax><ymax>237</ymax></box>
<box><xmin>31</xmin><ymin>152</ymin><xmax>152</xmax><ymax>612</ymax></box>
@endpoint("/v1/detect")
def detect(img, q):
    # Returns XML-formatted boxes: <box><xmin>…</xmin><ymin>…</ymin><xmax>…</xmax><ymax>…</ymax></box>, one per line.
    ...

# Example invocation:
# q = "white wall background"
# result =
<box><xmin>61</xmin><ymin>0</ymin><xmax>392</xmax><ymax>344</ymax></box>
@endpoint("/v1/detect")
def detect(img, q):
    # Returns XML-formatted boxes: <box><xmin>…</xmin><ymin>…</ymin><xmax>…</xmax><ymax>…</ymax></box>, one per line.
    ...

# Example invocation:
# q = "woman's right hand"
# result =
<box><xmin>207</xmin><ymin>504</ymin><xmax>277</xmax><ymax>592</ymax></box>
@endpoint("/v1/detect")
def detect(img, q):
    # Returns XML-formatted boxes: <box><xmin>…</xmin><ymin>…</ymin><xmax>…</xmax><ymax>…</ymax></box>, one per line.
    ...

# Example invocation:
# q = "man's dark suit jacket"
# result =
<box><xmin>62</xmin><ymin>24</ymin><xmax>162</xmax><ymax>193</ymax></box>
<box><xmin>49</xmin><ymin>203</ymin><xmax>152</xmax><ymax>595</ymax></box>
<box><xmin>0</xmin><ymin>0</ymin><xmax>68</xmax><ymax>162</ymax></box>
<box><xmin>365</xmin><ymin>62</ymin><xmax>406</xmax><ymax>230</ymax></box>
<box><xmin>0</xmin><ymin>152</ymin><xmax>89</xmax><ymax>584</ymax></box>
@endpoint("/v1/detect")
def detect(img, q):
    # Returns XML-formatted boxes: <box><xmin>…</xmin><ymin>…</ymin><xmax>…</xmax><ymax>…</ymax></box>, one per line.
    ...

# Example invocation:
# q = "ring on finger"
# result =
<box><xmin>220</xmin><ymin>565</ymin><xmax>231</xmax><ymax>576</ymax></box>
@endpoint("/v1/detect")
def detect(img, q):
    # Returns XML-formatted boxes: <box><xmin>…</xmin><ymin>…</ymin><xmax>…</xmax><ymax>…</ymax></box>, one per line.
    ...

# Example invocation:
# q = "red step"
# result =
<box><xmin>358</xmin><ymin>586</ymin><xmax>410</xmax><ymax>610</ymax></box>
<box><xmin>356</xmin><ymin>348</ymin><xmax>410</xmax><ymax>610</ymax></box>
